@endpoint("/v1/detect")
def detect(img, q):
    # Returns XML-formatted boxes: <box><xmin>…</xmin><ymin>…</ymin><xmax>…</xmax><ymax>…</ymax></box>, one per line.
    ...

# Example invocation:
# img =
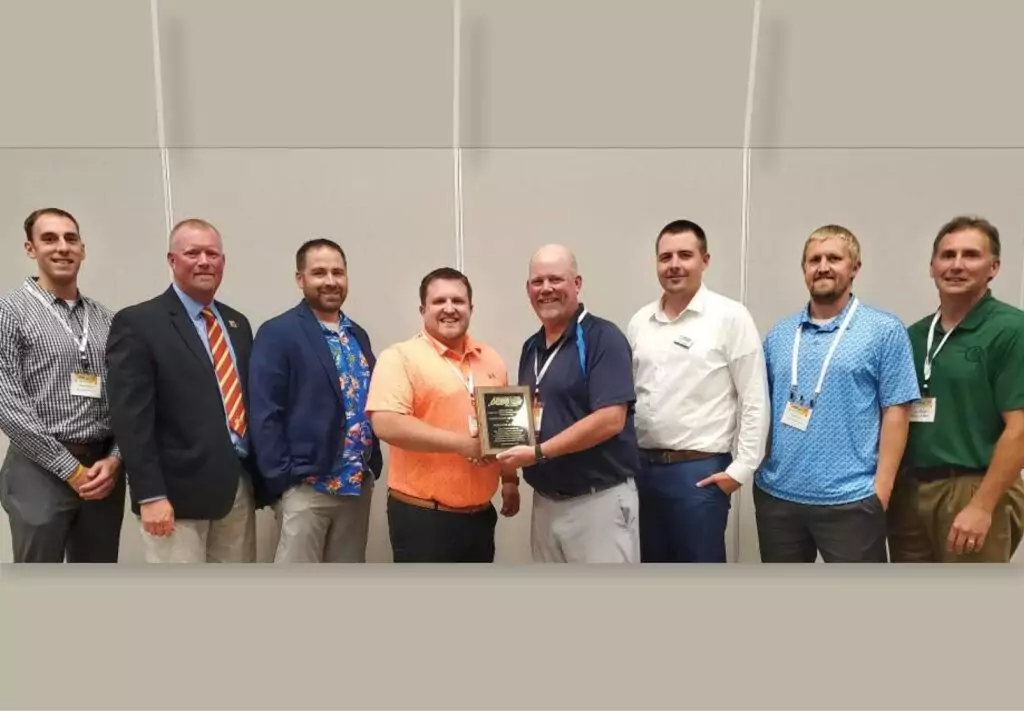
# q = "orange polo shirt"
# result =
<box><xmin>365</xmin><ymin>330</ymin><xmax>509</xmax><ymax>508</ymax></box>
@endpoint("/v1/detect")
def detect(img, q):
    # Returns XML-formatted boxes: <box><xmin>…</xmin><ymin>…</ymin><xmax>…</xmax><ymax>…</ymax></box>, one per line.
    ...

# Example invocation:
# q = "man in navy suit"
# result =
<box><xmin>248</xmin><ymin>239</ymin><xmax>382</xmax><ymax>563</ymax></box>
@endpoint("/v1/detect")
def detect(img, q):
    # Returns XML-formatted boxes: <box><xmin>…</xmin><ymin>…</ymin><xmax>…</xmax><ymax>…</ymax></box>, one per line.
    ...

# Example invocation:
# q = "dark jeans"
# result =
<box><xmin>387</xmin><ymin>493</ymin><xmax>497</xmax><ymax>563</ymax></box>
<box><xmin>753</xmin><ymin>484</ymin><xmax>888</xmax><ymax>563</ymax></box>
<box><xmin>0</xmin><ymin>442</ymin><xmax>125</xmax><ymax>563</ymax></box>
<box><xmin>635</xmin><ymin>453</ymin><xmax>733</xmax><ymax>563</ymax></box>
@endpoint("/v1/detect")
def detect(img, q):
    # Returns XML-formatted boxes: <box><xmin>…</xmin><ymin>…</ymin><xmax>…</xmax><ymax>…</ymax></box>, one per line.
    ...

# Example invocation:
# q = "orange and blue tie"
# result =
<box><xmin>201</xmin><ymin>308</ymin><xmax>247</xmax><ymax>438</ymax></box>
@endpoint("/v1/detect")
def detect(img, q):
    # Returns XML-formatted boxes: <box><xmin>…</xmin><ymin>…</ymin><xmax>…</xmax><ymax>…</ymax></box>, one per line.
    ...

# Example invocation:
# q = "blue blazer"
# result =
<box><xmin>247</xmin><ymin>301</ymin><xmax>383</xmax><ymax>498</ymax></box>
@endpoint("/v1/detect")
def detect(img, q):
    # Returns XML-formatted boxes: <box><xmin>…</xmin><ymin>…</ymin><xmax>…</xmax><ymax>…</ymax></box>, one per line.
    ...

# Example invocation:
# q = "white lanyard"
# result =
<box><xmin>533</xmin><ymin>309</ymin><xmax>588</xmax><ymax>386</ymax></box>
<box><xmin>923</xmin><ymin>311</ymin><xmax>954</xmax><ymax>385</ymax></box>
<box><xmin>790</xmin><ymin>298</ymin><xmax>858</xmax><ymax>407</ymax></box>
<box><xmin>25</xmin><ymin>282</ymin><xmax>91</xmax><ymax>367</ymax></box>
<box><xmin>445</xmin><ymin>357</ymin><xmax>474</xmax><ymax>395</ymax></box>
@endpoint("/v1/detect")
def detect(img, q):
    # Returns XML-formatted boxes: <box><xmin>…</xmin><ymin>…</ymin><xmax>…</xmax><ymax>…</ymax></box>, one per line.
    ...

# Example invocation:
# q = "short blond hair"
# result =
<box><xmin>168</xmin><ymin>218</ymin><xmax>221</xmax><ymax>250</ymax></box>
<box><xmin>801</xmin><ymin>224</ymin><xmax>861</xmax><ymax>266</ymax></box>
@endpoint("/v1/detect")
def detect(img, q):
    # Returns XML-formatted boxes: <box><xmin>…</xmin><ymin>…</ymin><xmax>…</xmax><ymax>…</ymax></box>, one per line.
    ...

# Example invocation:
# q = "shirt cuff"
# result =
<box><xmin>725</xmin><ymin>461</ymin><xmax>755</xmax><ymax>487</ymax></box>
<box><xmin>138</xmin><ymin>496</ymin><xmax>167</xmax><ymax>504</ymax></box>
<box><xmin>55</xmin><ymin>451</ymin><xmax>82</xmax><ymax>481</ymax></box>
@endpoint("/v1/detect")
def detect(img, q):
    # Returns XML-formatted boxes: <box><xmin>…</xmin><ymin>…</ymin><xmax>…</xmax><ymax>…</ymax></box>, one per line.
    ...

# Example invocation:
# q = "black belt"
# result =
<box><xmin>640</xmin><ymin>448</ymin><xmax>727</xmax><ymax>465</ymax></box>
<box><xmin>59</xmin><ymin>437</ymin><xmax>114</xmax><ymax>466</ymax></box>
<box><xmin>534</xmin><ymin>478</ymin><xmax>624</xmax><ymax>501</ymax></box>
<box><xmin>905</xmin><ymin>465</ymin><xmax>986</xmax><ymax>483</ymax></box>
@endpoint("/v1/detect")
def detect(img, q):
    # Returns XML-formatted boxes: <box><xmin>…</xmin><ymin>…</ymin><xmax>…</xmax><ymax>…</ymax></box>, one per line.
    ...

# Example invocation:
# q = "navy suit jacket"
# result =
<box><xmin>247</xmin><ymin>301</ymin><xmax>383</xmax><ymax>499</ymax></box>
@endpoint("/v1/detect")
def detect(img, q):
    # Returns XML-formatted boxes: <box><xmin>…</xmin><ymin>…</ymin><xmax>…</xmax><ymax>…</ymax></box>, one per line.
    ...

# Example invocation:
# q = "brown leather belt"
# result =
<box><xmin>905</xmin><ymin>465</ymin><xmax>986</xmax><ymax>483</ymax></box>
<box><xmin>640</xmin><ymin>448</ymin><xmax>725</xmax><ymax>465</ymax></box>
<box><xmin>388</xmin><ymin>488</ymin><xmax>491</xmax><ymax>514</ymax></box>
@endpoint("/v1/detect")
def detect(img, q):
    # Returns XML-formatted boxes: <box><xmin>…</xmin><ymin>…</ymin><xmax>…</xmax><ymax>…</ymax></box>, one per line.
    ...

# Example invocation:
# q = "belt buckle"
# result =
<box><xmin>659</xmin><ymin>451</ymin><xmax>673</xmax><ymax>465</ymax></box>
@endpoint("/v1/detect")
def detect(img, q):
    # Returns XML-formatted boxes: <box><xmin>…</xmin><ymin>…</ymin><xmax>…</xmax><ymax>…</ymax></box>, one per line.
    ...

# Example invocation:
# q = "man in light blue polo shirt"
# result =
<box><xmin>754</xmin><ymin>224</ymin><xmax>920</xmax><ymax>563</ymax></box>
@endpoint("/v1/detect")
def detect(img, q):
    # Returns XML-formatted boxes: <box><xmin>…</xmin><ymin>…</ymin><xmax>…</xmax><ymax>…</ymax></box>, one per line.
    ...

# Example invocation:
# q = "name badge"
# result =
<box><xmin>70</xmin><ymin>372</ymin><xmax>102</xmax><ymax>399</ymax></box>
<box><xmin>673</xmin><ymin>335</ymin><xmax>693</xmax><ymax>349</ymax></box>
<box><xmin>781</xmin><ymin>401</ymin><xmax>811</xmax><ymax>431</ymax></box>
<box><xmin>533</xmin><ymin>401</ymin><xmax>544</xmax><ymax>433</ymax></box>
<box><xmin>909</xmin><ymin>397</ymin><xmax>936</xmax><ymax>423</ymax></box>
<box><xmin>468</xmin><ymin>414</ymin><xmax>479</xmax><ymax>437</ymax></box>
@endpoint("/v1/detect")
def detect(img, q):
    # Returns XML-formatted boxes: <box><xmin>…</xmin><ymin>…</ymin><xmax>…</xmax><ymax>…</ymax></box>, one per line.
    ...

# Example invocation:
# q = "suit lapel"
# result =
<box><xmin>165</xmin><ymin>288</ymin><xmax>217</xmax><ymax>375</ymax></box>
<box><xmin>297</xmin><ymin>303</ymin><xmax>344</xmax><ymax>407</ymax></box>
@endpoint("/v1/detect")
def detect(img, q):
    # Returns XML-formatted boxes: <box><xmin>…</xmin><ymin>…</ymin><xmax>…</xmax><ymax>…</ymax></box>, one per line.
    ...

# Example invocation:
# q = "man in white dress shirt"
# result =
<box><xmin>626</xmin><ymin>220</ymin><xmax>770</xmax><ymax>562</ymax></box>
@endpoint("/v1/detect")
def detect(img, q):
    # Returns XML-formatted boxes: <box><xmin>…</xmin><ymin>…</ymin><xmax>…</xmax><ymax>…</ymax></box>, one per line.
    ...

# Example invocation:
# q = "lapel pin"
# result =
<box><xmin>228</xmin><ymin>320</ymin><xmax>238</xmax><ymax>328</ymax></box>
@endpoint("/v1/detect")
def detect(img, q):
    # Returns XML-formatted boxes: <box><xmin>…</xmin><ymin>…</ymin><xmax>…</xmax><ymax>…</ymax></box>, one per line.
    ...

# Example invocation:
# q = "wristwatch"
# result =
<box><xmin>534</xmin><ymin>443</ymin><xmax>547</xmax><ymax>462</ymax></box>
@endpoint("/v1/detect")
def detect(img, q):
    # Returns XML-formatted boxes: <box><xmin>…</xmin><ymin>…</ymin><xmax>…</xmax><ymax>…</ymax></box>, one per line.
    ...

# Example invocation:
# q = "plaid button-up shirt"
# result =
<box><xmin>0</xmin><ymin>276</ymin><xmax>119</xmax><ymax>479</ymax></box>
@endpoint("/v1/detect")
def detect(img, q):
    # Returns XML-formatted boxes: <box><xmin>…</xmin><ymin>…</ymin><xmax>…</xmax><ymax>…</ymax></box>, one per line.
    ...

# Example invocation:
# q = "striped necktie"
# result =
<box><xmin>201</xmin><ymin>307</ymin><xmax>247</xmax><ymax>438</ymax></box>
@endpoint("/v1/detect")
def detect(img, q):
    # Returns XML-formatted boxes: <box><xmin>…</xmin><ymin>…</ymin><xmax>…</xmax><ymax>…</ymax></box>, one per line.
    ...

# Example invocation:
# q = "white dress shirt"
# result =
<box><xmin>626</xmin><ymin>284</ymin><xmax>770</xmax><ymax>485</ymax></box>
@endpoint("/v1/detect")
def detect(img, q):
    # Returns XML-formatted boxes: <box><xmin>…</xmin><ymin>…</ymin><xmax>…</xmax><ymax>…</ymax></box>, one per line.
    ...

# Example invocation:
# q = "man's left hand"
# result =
<box><xmin>947</xmin><ymin>502</ymin><xmax>992</xmax><ymax>556</ymax></box>
<box><xmin>500</xmin><ymin>481</ymin><xmax>520</xmax><ymax>517</ymax></box>
<box><xmin>696</xmin><ymin>471</ymin><xmax>740</xmax><ymax>495</ymax></box>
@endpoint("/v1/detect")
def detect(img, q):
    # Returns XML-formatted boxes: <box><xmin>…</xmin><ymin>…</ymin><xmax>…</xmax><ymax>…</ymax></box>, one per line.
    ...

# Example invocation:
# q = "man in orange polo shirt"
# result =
<box><xmin>366</xmin><ymin>267</ymin><xmax>519</xmax><ymax>562</ymax></box>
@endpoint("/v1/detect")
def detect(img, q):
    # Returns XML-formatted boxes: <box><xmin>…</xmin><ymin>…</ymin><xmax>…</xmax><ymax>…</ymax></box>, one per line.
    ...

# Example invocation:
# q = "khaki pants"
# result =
<box><xmin>140</xmin><ymin>476</ymin><xmax>257</xmax><ymax>563</ymax></box>
<box><xmin>887</xmin><ymin>472</ymin><xmax>1024</xmax><ymax>563</ymax></box>
<box><xmin>273</xmin><ymin>480</ymin><xmax>373</xmax><ymax>563</ymax></box>
<box><xmin>531</xmin><ymin>479</ymin><xmax>640</xmax><ymax>564</ymax></box>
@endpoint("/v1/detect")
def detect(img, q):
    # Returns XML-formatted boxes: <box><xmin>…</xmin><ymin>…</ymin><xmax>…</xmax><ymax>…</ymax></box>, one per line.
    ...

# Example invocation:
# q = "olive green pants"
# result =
<box><xmin>887</xmin><ymin>471</ymin><xmax>1024</xmax><ymax>563</ymax></box>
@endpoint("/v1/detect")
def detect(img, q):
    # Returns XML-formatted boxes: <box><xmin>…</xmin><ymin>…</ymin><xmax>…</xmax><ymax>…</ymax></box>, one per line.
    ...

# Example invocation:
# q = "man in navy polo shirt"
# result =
<box><xmin>497</xmin><ymin>244</ymin><xmax>641</xmax><ymax>563</ymax></box>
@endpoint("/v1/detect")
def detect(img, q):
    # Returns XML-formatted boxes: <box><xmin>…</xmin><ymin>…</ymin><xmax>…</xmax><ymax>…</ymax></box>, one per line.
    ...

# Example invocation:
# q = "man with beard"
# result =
<box><xmin>106</xmin><ymin>218</ymin><xmax>267</xmax><ymax>563</ymax></box>
<box><xmin>888</xmin><ymin>216</ymin><xmax>1024</xmax><ymax>562</ymax></box>
<box><xmin>754</xmin><ymin>225</ymin><xmax>919</xmax><ymax>563</ymax></box>
<box><xmin>365</xmin><ymin>267</ymin><xmax>518</xmax><ymax>563</ymax></box>
<box><xmin>248</xmin><ymin>239</ymin><xmax>382</xmax><ymax>563</ymax></box>
<box><xmin>0</xmin><ymin>208</ymin><xmax>125</xmax><ymax>563</ymax></box>
<box><xmin>626</xmin><ymin>220</ymin><xmax>769</xmax><ymax>563</ymax></box>
<box><xmin>497</xmin><ymin>244</ymin><xmax>641</xmax><ymax>564</ymax></box>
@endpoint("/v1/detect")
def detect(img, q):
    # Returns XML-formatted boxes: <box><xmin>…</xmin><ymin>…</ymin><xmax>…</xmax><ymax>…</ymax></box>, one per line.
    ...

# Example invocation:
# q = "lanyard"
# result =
<box><xmin>923</xmin><ymin>311</ymin><xmax>954</xmax><ymax>385</ymax></box>
<box><xmin>24</xmin><ymin>282</ymin><xmax>90</xmax><ymax>367</ymax></box>
<box><xmin>533</xmin><ymin>309</ymin><xmax>588</xmax><ymax>387</ymax></box>
<box><xmin>790</xmin><ymin>298</ymin><xmax>858</xmax><ymax>407</ymax></box>
<box><xmin>444</xmin><ymin>356</ymin><xmax>474</xmax><ymax>395</ymax></box>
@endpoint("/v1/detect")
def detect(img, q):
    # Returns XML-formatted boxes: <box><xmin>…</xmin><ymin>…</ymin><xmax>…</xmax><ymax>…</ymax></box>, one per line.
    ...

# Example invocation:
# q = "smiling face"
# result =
<box><xmin>297</xmin><ymin>245</ymin><xmax>348</xmax><ymax>316</ymax></box>
<box><xmin>527</xmin><ymin>245</ymin><xmax>582</xmax><ymax>327</ymax></box>
<box><xmin>167</xmin><ymin>223</ymin><xmax>225</xmax><ymax>305</ymax></box>
<box><xmin>420</xmin><ymin>277</ymin><xmax>472</xmax><ymax>348</ymax></box>
<box><xmin>930</xmin><ymin>227</ymin><xmax>999</xmax><ymax>299</ymax></box>
<box><xmin>25</xmin><ymin>213</ymin><xmax>85</xmax><ymax>289</ymax></box>
<box><xmin>802</xmin><ymin>235</ymin><xmax>860</xmax><ymax>304</ymax></box>
<box><xmin>656</xmin><ymin>229</ymin><xmax>709</xmax><ymax>299</ymax></box>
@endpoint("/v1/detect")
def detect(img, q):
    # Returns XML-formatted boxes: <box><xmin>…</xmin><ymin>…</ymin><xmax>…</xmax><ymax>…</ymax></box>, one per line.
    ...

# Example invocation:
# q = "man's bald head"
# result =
<box><xmin>527</xmin><ymin>243</ymin><xmax>583</xmax><ymax>329</ymax></box>
<box><xmin>529</xmin><ymin>243</ymin><xmax>578</xmax><ymax>278</ymax></box>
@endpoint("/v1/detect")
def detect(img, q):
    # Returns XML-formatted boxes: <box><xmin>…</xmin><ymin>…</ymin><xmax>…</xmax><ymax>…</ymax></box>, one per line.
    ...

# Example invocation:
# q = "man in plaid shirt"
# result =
<box><xmin>0</xmin><ymin>208</ymin><xmax>125</xmax><ymax>563</ymax></box>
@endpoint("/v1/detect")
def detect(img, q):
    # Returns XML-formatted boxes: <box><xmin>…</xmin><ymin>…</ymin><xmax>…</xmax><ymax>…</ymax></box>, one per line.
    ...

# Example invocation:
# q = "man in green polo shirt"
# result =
<box><xmin>889</xmin><ymin>215</ymin><xmax>1024</xmax><ymax>563</ymax></box>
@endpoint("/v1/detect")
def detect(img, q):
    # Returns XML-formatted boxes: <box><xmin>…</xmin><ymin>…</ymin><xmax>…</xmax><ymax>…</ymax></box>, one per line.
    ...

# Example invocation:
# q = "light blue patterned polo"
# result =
<box><xmin>755</xmin><ymin>296</ymin><xmax>920</xmax><ymax>505</ymax></box>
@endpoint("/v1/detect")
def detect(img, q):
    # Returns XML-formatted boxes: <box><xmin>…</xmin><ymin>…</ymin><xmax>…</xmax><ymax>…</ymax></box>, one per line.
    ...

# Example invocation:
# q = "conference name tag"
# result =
<box><xmin>70</xmin><ymin>372</ymin><xmax>101</xmax><ymax>399</ymax></box>
<box><xmin>533</xmin><ymin>400</ymin><xmax>544</xmax><ymax>433</ymax></box>
<box><xmin>781</xmin><ymin>401</ymin><xmax>812</xmax><ymax>431</ymax></box>
<box><xmin>909</xmin><ymin>397</ymin><xmax>936</xmax><ymax>423</ymax></box>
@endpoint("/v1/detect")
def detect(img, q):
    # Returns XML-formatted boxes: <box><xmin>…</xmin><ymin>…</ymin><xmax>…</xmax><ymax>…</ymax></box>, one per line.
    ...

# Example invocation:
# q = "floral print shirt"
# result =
<box><xmin>303</xmin><ymin>314</ymin><xmax>373</xmax><ymax>496</ymax></box>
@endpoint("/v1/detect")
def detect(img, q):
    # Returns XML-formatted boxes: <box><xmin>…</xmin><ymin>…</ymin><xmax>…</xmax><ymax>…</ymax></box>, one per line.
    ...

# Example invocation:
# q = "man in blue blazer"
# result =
<box><xmin>248</xmin><ymin>238</ymin><xmax>382</xmax><ymax>563</ymax></box>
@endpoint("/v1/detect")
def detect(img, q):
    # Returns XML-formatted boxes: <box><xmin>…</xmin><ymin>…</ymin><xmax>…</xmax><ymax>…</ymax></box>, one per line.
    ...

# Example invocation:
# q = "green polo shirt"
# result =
<box><xmin>903</xmin><ymin>290</ymin><xmax>1024</xmax><ymax>470</ymax></box>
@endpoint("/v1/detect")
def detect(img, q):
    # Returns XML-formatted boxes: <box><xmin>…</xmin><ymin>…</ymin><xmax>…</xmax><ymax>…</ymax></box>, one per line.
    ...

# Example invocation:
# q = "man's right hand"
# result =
<box><xmin>141</xmin><ymin>499</ymin><xmax>175</xmax><ymax>537</ymax></box>
<box><xmin>456</xmin><ymin>435</ymin><xmax>485</xmax><ymax>465</ymax></box>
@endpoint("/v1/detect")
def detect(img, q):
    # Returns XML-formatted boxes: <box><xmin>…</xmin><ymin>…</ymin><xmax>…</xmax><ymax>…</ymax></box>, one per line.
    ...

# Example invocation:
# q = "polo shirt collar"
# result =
<box><xmin>532</xmin><ymin>302</ymin><xmax>587</xmax><ymax>349</ymax></box>
<box><xmin>799</xmin><ymin>292</ymin><xmax>858</xmax><ymax>332</ymax></box>
<box><xmin>421</xmin><ymin>329</ymin><xmax>482</xmax><ymax>359</ymax></box>
<box><xmin>653</xmin><ymin>284</ymin><xmax>706</xmax><ymax>323</ymax></box>
<box><xmin>950</xmin><ymin>289</ymin><xmax>995</xmax><ymax>332</ymax></box>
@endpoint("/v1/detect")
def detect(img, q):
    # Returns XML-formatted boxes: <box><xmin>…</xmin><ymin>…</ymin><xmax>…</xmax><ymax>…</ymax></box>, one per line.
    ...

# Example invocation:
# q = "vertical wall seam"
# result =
<box><xmin>149</xmin><ymin>0</ymin><xmax>174</xmax><ymax>245</ymax></box>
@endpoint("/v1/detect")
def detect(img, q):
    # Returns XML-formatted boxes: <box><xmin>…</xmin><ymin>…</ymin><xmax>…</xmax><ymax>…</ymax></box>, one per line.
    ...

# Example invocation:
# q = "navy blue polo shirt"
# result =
<box><xmin>517</xmin><ymin>306</ymin><xmax>640</xmax><ymax>498</ymax></box>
